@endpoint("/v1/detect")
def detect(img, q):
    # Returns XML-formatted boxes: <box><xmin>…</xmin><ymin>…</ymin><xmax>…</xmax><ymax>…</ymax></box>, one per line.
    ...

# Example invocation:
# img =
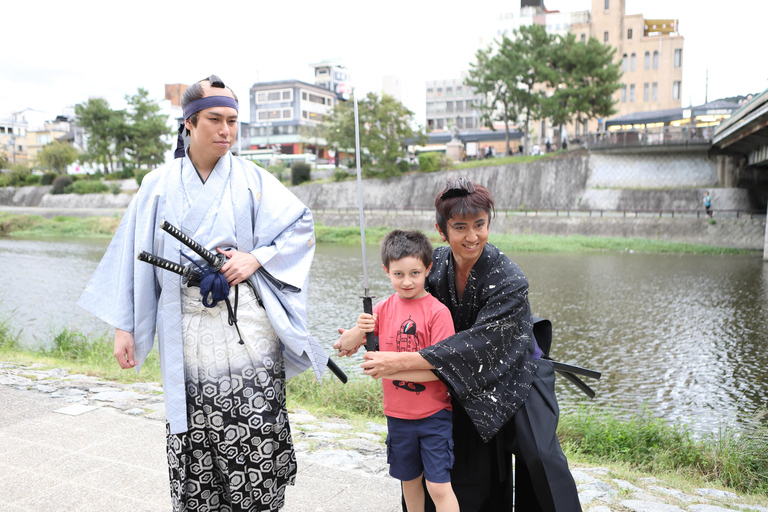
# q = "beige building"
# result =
<box><xmin>570</xmin><ymin>0</ymin><xmax>684</xmax><ymax>134</ymax></box>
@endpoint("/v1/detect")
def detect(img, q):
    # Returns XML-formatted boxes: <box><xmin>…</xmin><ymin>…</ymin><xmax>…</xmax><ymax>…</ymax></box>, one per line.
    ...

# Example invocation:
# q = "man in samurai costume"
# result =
<box><xmin>78</xmin><ymin>75</ymin><xmax>328</xmax><ymax>512</ymax></box>
<box><xmin>351</xmin><ymin>179</ymin><xmax>581</xmax><ymax>511</ymax></box>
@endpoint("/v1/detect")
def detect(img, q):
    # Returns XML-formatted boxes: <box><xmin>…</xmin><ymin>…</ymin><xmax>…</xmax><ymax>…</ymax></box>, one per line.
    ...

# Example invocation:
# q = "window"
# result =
<box><xmin>644</xmin><ymin>83</ymin><xmax>649</xmax><ymax>101</ymax></box>
<box><xmin>302</xmin><ymin>111</ymin><xmax>325</xmax><ymax>122</ymax></box>
<box><xmin>456</xmin><ymin>100</ymin><xmax>464</xmax><ymax>112</ymax></box>
<box><xmin>267</xmin><ymin>91</ymin><xmax>281</xmax><ymax>101</ymax></box>
<box><xmin>257</xmin><ymin>89</ymin><xmax>292</xmax><ymax>103</ymax></box>
<box><xmin>652</xmin><ymin>82</ymin><xmax>658</xmax><ymax>101</ymax></box>
<box><xmin>304</xmin><ymin>92</ymin><xmax>332</xmax><ymax>105</ymax></box>
<box><xmin>36</xmin><ymin>134</ymin><xmax>51</xmax><ymax>144</ymax></box>
<box><xmin>256</xmin><ymin>108</ymin><xmax>291</xmax><ymax>121</ymax></box>
<box><xmin>674</xmin><ymin>49</ymin><xmax>682</xmax><ymax>68</ymax></box>
<box><xmin>427</xmin><ymin>88</ymin><xmax>434</xmax><ymax>95</ymax></box>
<box><xmin>630</xmin><ymin>53</ymin><xmax>636</xmax><ymax>71</ymax></box>
<box><xmin>436</xmin><ymin>119</ymin><xmax>444</xmax><ymax>130</ymax></box>
<box><xmin>465</xmin><ymin>117</ymin><xmax>474</xmax><ymax>129</ymax></box>
<box><xmin>621</xmin><ymin>84</ymin><xmax>627</xmax><ymax>102</ymax></box>
<box><xmin>437</xmin><ymin>87</ymin><xmax>443</xmax><ymax>97</ymax></box>
<box><xmin>604</xmin><ymin>0</ymin><xmax>609</xmax><ymax>8</ymax></box>
<box><xmin>627</xmin><ymin>28</ymin><xmax>633</xmax><ymax>39</ymax></box>
<box><xmin>456</xmin><ymin>85</ymin><xmax>463</xmax><ymax>95</ymax></box>
<box><xmin>653</xmin><ymin>51</ymin><xmax>659</xmax><ymax>69</ymax></box>
<box><xmin>426</xmin><ymin>102</ymin><xmax>435</xmax><ymax>114</ymax></box>
<box><xmin>630</xmin><ymin>84</ymin><xmax>635</xmax><ymax>102</ymax></box>
<box><xmin>622</xmin><ymin>54</ymin><xmax>628</xmax><ymax>72</ymax></box>
<box><xmin>580</xmin><ymin>33</ymin><xmax>586</xmax><ymax>42</ymax></box>
<box><xmin>282</xmin><ymin>90</ymin><xmax>292</xmax><ymax>100</ymax></box>
<box><xmin>446</xmin><ymin>86</ymin><xmax>453</xmax><ymax>96</ymax></box>
<box><xmin>456</xmin><ymin>117</ymin><xmax>464</xmax><ymax>129</ymax></box>
<box><xmin>644</xmin><ymin>51</ymin><xmax>650</xmax><ymax>70</ymax></box>
<box><xmin>446</xmin><ymin>101</ymin><xmax>454</xmax><ymax>113</ymax></box>
<box><xmin>604</xmin><ymin>31</ymin><xmax>609</xmax><ymax>42</ymax></box>
<box><xmin>673</xmin><ymin>81</ymin><xmax>681</xmax><ymax>100</ymax></box>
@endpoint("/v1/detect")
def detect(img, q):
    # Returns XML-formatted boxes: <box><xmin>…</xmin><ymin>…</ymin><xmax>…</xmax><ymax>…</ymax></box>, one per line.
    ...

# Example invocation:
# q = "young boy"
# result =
<box><xmin>338</xmin><ymin>230</ymin><xmax>459</xmax><ymax>512</ymax></box>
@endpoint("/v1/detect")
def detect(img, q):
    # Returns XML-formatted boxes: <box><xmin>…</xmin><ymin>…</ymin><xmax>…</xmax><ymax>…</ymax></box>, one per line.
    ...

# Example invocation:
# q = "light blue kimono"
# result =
<box><xmin>78</xmin><ymin>152</ymin><xmax>328</xmax><ymax>434</ymax></box>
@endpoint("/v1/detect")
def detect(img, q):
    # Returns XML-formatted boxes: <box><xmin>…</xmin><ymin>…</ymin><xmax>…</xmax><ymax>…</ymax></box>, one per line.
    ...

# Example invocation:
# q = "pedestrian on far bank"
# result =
<box><xmin>337</xmin><ymin>229</ymin><xmax>459</xmax><ymax>512</ymax></box>
<box><xmin>704</xmin><ymin>191</ymin><xmax>712</xmax><ymax>218</ymax></box>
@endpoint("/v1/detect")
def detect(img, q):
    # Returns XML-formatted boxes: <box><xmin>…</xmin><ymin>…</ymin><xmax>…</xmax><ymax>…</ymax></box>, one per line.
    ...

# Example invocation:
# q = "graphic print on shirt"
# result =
<box><xmin>392</xmin><ymin>316</ymin><xmax>426</xmax><ymax>394</ymax></box>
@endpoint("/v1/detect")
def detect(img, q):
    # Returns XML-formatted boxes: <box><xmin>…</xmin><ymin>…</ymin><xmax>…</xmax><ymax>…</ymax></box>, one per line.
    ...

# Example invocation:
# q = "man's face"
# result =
<box><xmin>184</xmin><ymin>84</ymin><xmax>238</xmax><ymax>161</ymax></box>
<box><xmin>441</xmin><ymin>212</ymin><xmax>490</xmax><ymax>264</ymax></box>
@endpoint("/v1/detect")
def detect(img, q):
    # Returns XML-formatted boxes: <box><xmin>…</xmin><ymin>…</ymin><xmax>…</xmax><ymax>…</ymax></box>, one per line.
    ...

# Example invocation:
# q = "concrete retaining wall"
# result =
<box><xmin>588</xmin><ymin>151</ymin><xmax>718</xmax><ymax>189</ymax></box>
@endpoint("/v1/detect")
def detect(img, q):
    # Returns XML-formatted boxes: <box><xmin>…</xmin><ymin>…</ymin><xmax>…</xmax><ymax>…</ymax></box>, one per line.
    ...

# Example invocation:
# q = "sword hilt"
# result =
<box><xmin>138</xmin><ymin>251</ymin><xmax>187</xmax><ymax>276</ymax></box>
<box><xmin>362</xmin><ymin>295</ymin><xmax>377</xmax><ymax>351</ymax></box>
<box><xmin>160</xmin><ymin>219</ymin><xmax>226</xmax><ymax>271</ymax></box>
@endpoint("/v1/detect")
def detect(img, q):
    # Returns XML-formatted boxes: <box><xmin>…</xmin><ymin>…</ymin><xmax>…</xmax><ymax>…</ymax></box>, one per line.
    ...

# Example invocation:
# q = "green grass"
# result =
<box><xmin>1</xmin><ymin>319</ymin><xmax>767</xmax><ymax>496</ymax></box>
<box><xmin>0</xmin><ymin>212</ymin><xmax>121</xmax><ymax>237</ymax></box>
<box><xmin>455</xmin><ymin>151</ymin><xmax>560</xmax><ymax>170</ymax></box>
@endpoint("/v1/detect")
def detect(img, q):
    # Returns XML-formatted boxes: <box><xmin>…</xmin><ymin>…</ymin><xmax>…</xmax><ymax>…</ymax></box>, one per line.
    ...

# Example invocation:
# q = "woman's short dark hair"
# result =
<box><xmin>380</xmin><ymin>230</ymin><xmax>433</xmax><ymax>270</ymax></box>
<box><xmin>181</xmin><ymin>74</ymin><xmax>238</xmax><ymax>134</ymax></box>
<box><xmin>434</xmin><ymin>178</ymin><xmax>495</xmax><ymax>234</ymax></box>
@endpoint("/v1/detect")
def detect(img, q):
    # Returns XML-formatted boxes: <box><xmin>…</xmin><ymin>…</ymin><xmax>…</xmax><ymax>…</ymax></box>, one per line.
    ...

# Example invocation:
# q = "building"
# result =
<box><xmin>494</xmin><ymin>0</ymin><xmax>589</xmax><ymax>40</ymax></box>
<box><xmin>570</xmin><ymin>0</ymin><xmax>683</xmax><ymax>134</ymax></box>
<box><xmin>165</xmin><ymin>84</ymin><xmax>188</xmax><ymax>108</ymax></box>
<box><xmin>0</xmin><ymin>114</ymin><xmax>28</xmax><ymax>166</ymax></box>
<box><xmin>425</xmin><ymin>73</ymin><xmax>485</xmax><ymax>132</ymax></box>
<box><xmin>308</xmin><ymin>60</ymin><xmax>352</xmax><ymax>100</ymax></box>
<box><xmin>23</xmin><ymin>116</ymin><xmax>72</xmax><ymax>165</ymax></box>
<box><xmin>382</xmin><ymin>75</ymin><xmax>402</xmax><ymax>103</ymax></box>
<box><xmin>247</xmin><ymin>79</ymin><xmax>338</xmax><ymax>159</ymax></box>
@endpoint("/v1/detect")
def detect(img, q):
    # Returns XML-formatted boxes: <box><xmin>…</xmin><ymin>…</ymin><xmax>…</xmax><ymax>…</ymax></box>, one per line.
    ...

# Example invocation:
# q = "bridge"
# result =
<box><xmin>710</xmin><ymin>89</ymin><xmax>768</xmax><ymax>260</ymax></box>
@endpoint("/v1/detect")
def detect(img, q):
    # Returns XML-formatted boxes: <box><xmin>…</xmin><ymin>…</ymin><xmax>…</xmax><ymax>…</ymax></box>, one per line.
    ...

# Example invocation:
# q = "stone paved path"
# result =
<box><xmin>2</xmin><ymin>361</ymin><xmax>767</xmax><ymax>512</ymax></box>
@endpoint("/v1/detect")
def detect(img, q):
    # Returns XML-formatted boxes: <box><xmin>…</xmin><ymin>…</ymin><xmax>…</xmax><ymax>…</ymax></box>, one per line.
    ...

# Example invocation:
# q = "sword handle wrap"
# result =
<box><xmin>362</xmin><ymin>295</ymin><xmax>377</xmax><ymax>351</ymax></box>
<box><xmin>160</xmin><ymin>219</ymin><xmax>223</xmax><ymax>269</ymax></box>
<box><xmin>138</xmin><ymin>251</ymin><xmax>187</xmax><ymax>276</ymax></box>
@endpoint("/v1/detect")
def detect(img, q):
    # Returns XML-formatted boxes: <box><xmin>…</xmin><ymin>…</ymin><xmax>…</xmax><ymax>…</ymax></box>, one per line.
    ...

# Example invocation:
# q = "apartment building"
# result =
<box><xmin>425</xmin><ymin>74</ymin><xmax>484</xmax><ymax>132</ymax></box>
<box><xmin>570</xmin><ymin>0</ymin><xmax>684</xmax><ymax>134</ymax></box>
<box><xmin>248</xmin><ymin>79</ymin><xmax>337</xmax><ymax>157</ymax></box>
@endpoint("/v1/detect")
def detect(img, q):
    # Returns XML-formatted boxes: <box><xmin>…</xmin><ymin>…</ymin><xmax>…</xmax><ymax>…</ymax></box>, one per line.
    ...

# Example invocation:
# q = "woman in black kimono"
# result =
<box><xmin>339</xmin><ymin>178</ymin><xmax>581</xmax><ymax>512</ymax></box>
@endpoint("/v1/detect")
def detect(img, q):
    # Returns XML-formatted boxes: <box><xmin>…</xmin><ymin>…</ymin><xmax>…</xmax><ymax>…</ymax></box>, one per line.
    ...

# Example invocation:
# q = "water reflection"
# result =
<box><xmin>1</xmin><ymin>237</ymin><xmax>766</xmax><ymax>434</ymax></box>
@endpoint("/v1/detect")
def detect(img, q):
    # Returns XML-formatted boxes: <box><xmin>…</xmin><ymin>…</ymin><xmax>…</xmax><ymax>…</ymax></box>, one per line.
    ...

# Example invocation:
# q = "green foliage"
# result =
<box><xmin>50</xmin><ymin>175</ymin><xmax>73</xmax><ymax>194</ymax></box>
<box><xmin>0</xmin><ymin>165</ymin><xmax>35</xmax><ymax>187</ymax></box>
<box><xmin>558</xmin><ymin>404</ymin><xmax>768</xmax><ymax>494</ymax></box>
<box><xmin>135</xmin><ymin>169</ymin><xmax>149</xmax><ymax>186</ymax></box>
<box><xmin>709</xmin><ymin>218</ymin><xmax>717</xmax><ymax>225</ymax></box>
<box><xmin>110</xmin><ymin>182</ymin><xmax>122</xmax><ymax>195</ymax></box>
<box><xmin>0</xmin><ymin>212</ymin><xmax>121</xmax><ymax>237</ymax></box>
<box><xmin>419</xmin><ymin>152</ymin><xmax>440</xmax><ymax>172</ymax></box>
<box><xmin>291</xmin><ymin>162</ymin><xmax>312</xmax><ymax>186</ymax></box>
<box><xmin>0</xmin><ymin>316</ymin><xmax>20</xmax><ymax>350</ymax></box>
<box><xmin>287</xmin><ymin>371</ymin><xmax>384</xmax><ymax>418</ymax></box>
<box><xmin>64</xmin><ymin>179</ymin><xmax>109</xmax><ymax>194</ymax></box>
<box><xmin>333</xmin><ymin>170</ymin><xmax>350</xmax><ymax>182</ymax></box>
<box><xmin>40</xmin><ymin>172</ymin><xmax>57</xmax><ymax>185</ymax></box>
<box><xmin>36</xmin><ymin>140</ymin><xmax>79</xmax><ymax>174</ymax></box>
<box><xmin>323</xmin><ymin>92</ymin><xmax>426</xmax><ymax>177</ymax></box>
<box><xmin>267</xmin><ymin>165</ymin><xmax>289</xmax><ymax>183</ymax></box>
<box><xmin>124</xmin><ymin>88</ymin><xmax>172</xmax><ymax>171</ymax></box>
<box><xmin>76</xmin><ymin>98</ymin><xmax>128</xmax><ymax>174</ymax></box>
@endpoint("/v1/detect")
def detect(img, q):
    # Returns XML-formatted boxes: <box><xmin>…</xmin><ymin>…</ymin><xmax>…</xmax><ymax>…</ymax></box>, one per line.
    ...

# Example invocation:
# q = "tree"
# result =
<box><xmin>465</xmin><ymin>41</ymin><xmax>523</xmax><ymax>156</ymax></box>
<box><xmin>125</xmin><ymin>88</ymin><xmax>171</xmax><ymax>171</ymax></box>
<box><xmin>37</xmin><ymin>139</ymin><xmax>79</xmax><ymax>174</ymax></box>
<box><xmin>569</xmin><ymin>36</ymin><xmax>623</xmax><ymax>131</ymax></box>
<box><xmin>75</xmin><ymin>98</ymin><xmax>127</xmax><ymax>173</ymax></box>
<box><xmin>323</xmin><ymin>93</ymin><xmax>425</xmax><ymax>176</ymax></box>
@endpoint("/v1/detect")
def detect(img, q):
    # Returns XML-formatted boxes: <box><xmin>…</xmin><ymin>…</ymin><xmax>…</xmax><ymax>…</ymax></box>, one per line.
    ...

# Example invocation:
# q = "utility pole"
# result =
<box><xmin>704</xmin><ymin>69</ymin><xmax>708</xmax><ymax>104</ymax></box>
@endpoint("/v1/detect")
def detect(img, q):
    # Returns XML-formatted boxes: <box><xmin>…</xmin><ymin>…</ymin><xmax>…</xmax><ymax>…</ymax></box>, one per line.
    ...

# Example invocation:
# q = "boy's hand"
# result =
<box><xmin>334</xmin><ymin>326</ymin><xmax>365</xmax><ymax>356</ymax></box>
<box><xmin>357</xmin><ymin>313</ymin><xmax>376</xmax><ymax>333</ymax></box>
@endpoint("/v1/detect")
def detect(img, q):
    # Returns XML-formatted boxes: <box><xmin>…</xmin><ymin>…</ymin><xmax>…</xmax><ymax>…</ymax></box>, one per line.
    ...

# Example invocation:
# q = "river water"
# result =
<box><xmin>1</xmin><ymin>237</ymin><xmax>766</xmax><ymax>435</ymax></box>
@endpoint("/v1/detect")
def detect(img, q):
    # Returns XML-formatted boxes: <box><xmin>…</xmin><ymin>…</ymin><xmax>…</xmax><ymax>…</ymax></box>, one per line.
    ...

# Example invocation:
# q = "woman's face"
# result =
<box><xmin>440</xmin><ymin>212</ymin><xmax>490</xmax><ymax>265</ymax></box>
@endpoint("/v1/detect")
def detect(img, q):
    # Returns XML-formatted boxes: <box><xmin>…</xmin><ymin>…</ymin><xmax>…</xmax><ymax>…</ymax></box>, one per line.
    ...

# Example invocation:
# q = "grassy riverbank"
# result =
<box><xmin>0</xmin><ymin>212</ymin><xmax>756</xmax><ymax>255</ymax></box>
<box><xmin>2</xmin><ymin>320</ymin><xmax>766</xmax><ymax>497</ymax></box>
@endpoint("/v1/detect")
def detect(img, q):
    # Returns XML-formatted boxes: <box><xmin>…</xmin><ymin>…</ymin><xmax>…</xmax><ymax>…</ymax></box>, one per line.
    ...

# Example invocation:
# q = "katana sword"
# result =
<box><xmin>137</xmin><ymin>220</ymin><xmax>349</xmax><ymax>383</ymax></box>
<box><xmin>353</xmin><ymin>92</ymin><xmax>376</xmax><ymax>352</ymax></box>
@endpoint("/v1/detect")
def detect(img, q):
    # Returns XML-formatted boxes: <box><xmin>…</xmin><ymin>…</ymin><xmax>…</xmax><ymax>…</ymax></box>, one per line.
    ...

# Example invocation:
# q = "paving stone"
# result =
<box><xmin>588</xmin><ymin>506</ymin><xmax>612</xmax><ymax>512</ymax></box>
<box><xmin>338</xmin><ymin>438</ymin><xmax>386</xmax><ymax>455</ymax></box>
<box><xmin>580</xmin><ymin>490</ymin><xmax>610</xmax><ymax>505</ymax></box>
<box><xmin>649</xmin><ymin>486</ymin><xmax>697</xmax><ymax>503</ymax></box>
<box><xmin>54</xmin><ymin>404</ymin><xmax>99</xmax><ymax>416</ymax></box>
<box><xmin>688</xmin><ymin>505</ymin><xmax>740</xmax><ymax>512</ymax></box>
<box><xmin>734</xmin><ymin>505</ymin><xmax>768</xmax><ymax>512</ymax></box>
<box><xmin>306</xmin><ymin>432</ymin><xmax>343</xmax><ymax>440</ymax></box>
<box><xmin>366</xmin><ymin>422</ymin><xmax>388</xmax><ymax>434</ymax></box>
<box><xmin>621</xmin><ymin>500</ymin><xmax>686</xmax><ymax>511</ymax></box>
<box><xmin>289</xmin><ymin>413</ymin><xmax>318</xmax><ymax>423</ymax></box>
<box><xmin>572</xmin><ymin>469</ymin><xmax>599</xmax><ymax>484</ymax></box>
<box><xmin>124</xmin><ymin>408</ymin><xmax>147</xmax><ymax>416</ymax></box>
<box><xmin>614</xmin><ymin>479</ymin><xmax>643</xmax><ymax>492</ymax></box>
<box><xmin>317</xmin><ymin>421</ymin><xmax>353</xmax><ymax>431</ymax></box>
<box><xmin>695</xmin><ymin>489</ymin><xmax>740</xmax><ymax>501</ymax></box>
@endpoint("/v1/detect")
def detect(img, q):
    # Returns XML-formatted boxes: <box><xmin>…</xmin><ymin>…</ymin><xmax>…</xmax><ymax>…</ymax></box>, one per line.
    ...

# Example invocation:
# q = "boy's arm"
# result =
<box><xmin>335</xmin><ymin>325</ymin><xmax>367</xmax><ymax>352</ymax></box>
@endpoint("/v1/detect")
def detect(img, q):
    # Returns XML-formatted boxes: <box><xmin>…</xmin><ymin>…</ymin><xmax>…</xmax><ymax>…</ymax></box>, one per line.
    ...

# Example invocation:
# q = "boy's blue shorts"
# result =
<box><xmin>385</xmin><ymin>408</ymin><xmax>454</xmax><ymax>483</ymax></box>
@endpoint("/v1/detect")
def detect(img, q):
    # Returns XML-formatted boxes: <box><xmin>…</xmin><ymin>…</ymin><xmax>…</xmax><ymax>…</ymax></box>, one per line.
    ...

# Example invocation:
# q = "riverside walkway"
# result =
<box><xmin>2</xmin><ymin>361</ymin><xmax>767</xmax><ymax>512</ymax></box>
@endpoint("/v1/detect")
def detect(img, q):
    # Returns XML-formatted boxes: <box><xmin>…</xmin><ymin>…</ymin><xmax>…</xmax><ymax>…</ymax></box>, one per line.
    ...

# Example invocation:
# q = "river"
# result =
<box><xmin>1</xmin><ymin>237</ymin><xmax>766</xmax><ymax>435</ymax></box>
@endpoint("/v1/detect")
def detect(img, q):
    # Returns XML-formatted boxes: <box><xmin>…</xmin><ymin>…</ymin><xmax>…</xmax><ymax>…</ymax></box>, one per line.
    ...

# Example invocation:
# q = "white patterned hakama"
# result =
<box><xmin>166</xmin><ymin>285</ymin><xmax>296</xmax><ymax>512</ymax></box>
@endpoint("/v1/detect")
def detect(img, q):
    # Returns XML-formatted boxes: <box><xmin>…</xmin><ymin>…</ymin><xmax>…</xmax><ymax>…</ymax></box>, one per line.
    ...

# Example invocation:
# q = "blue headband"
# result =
<box><xmin>175</xmin><ymin>95</ymin><xmax>239</xmax><ymax>158</ymax></box>
<box><xmin>183</xmin><ymin>95</ymin><xmax>239</xmax><ymax>120</ymax></box>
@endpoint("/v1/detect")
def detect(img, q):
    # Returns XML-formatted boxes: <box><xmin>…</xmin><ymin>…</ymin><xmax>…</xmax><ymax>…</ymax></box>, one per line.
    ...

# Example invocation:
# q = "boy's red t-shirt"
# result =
<box><xmin>373</xmin><ymin>293</ymin><xmax>455</xmax><ymax>420</ymax></box>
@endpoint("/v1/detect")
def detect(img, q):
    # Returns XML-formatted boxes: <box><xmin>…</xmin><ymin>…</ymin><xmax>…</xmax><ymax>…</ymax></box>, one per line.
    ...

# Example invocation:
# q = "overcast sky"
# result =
<box><xmin>2</xmin><ymin>0</ymin><xmax>766</xmax><ymax>128</ymax></box>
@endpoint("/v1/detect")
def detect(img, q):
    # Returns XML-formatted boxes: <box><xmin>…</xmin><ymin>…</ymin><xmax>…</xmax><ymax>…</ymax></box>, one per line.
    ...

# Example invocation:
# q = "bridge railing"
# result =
<box><xmin>313</xmin><ymin>207</ymin><xmax>766</xmax><ymax>220</ymax></box>
<box><xmin>575</xmin><ymin>126</ymin><xmax>712</xmax><ymax>150</ymax></box>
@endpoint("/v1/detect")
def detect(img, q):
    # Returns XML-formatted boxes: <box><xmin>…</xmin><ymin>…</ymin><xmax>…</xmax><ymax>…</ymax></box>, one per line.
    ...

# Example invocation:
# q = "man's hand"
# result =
<box><xmin>115</xmin><ymin>328</ymin><xmax>138</xmax><ymax>369</ymax></box>
<box><xmin>361</xmin><ymin>351</ymin><xmax>432</xmax><ymax>380</ymax></box>
<box><xmin>217</xmin><ymin>248</ymin><xmax>261</xmax><ymax>286</ymax></box>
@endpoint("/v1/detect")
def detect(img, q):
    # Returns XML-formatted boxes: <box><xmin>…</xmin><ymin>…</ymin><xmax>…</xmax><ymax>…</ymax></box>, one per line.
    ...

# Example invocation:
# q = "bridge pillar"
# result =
<box><xmin>765</xmin><ymin>203</ymin><xmax>768</xmax><ymax>261</ymax></box>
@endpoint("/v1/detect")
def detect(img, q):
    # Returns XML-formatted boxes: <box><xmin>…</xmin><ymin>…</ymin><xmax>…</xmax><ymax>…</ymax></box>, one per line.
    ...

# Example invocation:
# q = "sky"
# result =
<box><xmin>2</xmin><ymin>0</ymin><xmax>766</xmax><ymax>129</ymax></box>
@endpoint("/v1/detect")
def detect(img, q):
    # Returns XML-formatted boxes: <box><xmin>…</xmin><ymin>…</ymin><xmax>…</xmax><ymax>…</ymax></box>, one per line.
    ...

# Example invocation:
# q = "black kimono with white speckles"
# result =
<box><xmin>421</xmin><ymin>243</ymin><xmax>538</xmax><ymax>442</ymax></box>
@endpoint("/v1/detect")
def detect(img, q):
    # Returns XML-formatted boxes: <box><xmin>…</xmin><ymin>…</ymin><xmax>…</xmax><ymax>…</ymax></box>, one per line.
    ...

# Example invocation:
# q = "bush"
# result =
<box><xmin>51</xmin><ymin>175</ymin><xmax>73</xmax><ymax>194</ymax></box>
<box><xmin>40</xmin><ymin>172</ymin><xmax>58</xmax><ymax>185</ymax></box>
<box><xmin>291</xmin><ymin>162</ymin><xmax>311</xmax><ymax>186</ymax></box>
<box><xmin>23</xmin><ymin>174</ymin><xmax>41</xmax><ymax>185</ymax></box>
<box><xmin>397</xmin><ymin>160</ymin><xmax>409</xmax><ymax>174</ymax></box>
<box><xmin>135</xmin><ymin>169</ymin><xmax>149</xmax><ymax>186</ymax></box>
<box><xmin>65</xmin><ymin>180</ymin><xmax>109</xmax><ymax>194</ymax></box>
<box><xmin>110</xmin><ymin>182</ymin><xmax>122</xmax><ymax>195</ymax></box>
<box><xmin>418</xmin><ymin>153</ymin><xmax>440</xmax><ymax>172</ymax></box>
<box><xmin>333</xmin><ymin>170</ymin><xmax>350</xmax><ymax>182</ymax></box>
